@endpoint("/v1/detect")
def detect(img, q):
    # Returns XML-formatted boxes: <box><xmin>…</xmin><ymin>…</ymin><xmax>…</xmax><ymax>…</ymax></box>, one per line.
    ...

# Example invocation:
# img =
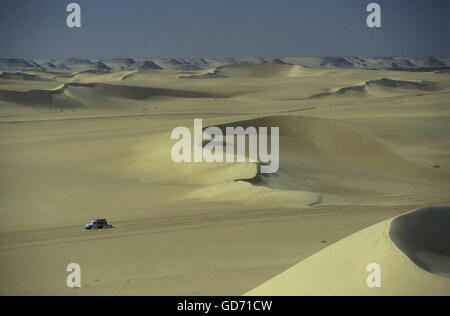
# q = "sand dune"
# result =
<box><xmin>179</xmin><ymin>64</ymin><xmax>308</xmax><ymax>82</ymax></box>
<box><xmin>3</xmin><ymin>57</ymin><xmax>450</xmax><ymax>73</ymax></box>
<box><xmin>367</xmin><ymin>78</ymin><xmax>439</xmax><ymax>91</ymax></box>
<box><xmin>121</xmin><ymin>113</ymin><xmax>449</xmax><ymax>211</ymax></box>
<box><xmin>312</xmin><ymin>78</ymin><xmax>440</xmax><ymax>98</ymax></box>
<box><xmin>179</xmin><ymin>64</ymin><xmax>306</xmax><ymax>80</ymax></box>
<box><xmin>89</xmin><ymin>83</ymin><xmax>230</xmax><ymax>99</ymax></box>
<box><xmin>0</xmin><ymin>86</ymin><xmax>84</xmax><ymax>108</ymax></box>
<box><xmin>0</xmin><ymin>62</ymin><xmax>449</xmax><ymax>295</ymax></box>
<box><xmin>246</xmin><ymin>206</ymin><xmax>450</xmax><ymax>296</ymax></box>
<box><xmin>0</xmin><ymin>82</ymin><xmax>232</xmax><ymax>110</ymax></box>
<box><xmin>0</xmin><ymin>72</ymin><xmax>46</xmax><ymax>81</ymax></box>
<box><xmin>121</xmin><ymin>131</ymin><xmax>322</xmax><ymax>208</ymax></box>
<box><xmin>390</xmin><ymin>206</ymin><xmax>450</xmax><ymax>278</ymax></box>
<box><xmin>58</xmin><ymin>59</ymin><xmax>112</xmax><ymax>72</ymax></box>
<box><xmin>179</xmin><ymin>68</ymin><xmax>228</xmax><ymax>80</ymax></box>
<box><xmin>127</xmin><ymin>60</ymin><xmax>163</xmax><ymax>71</ymax></box>
<box><xmin>435</xmin><ymin>69</ymin><xmax>450</xmax><ymax>75</ymax></box>
<box><xmin>211</xmin><ymin>115</ymin><xmax>450</xmax><ymax>177</ymax></box>
<box><xmin>217</xmin><ymin>64</ymin><xmax>305</xmax><ymax>78</ymax></box>
<box><xmin>99</xmin><ymin>58</ymin><xmax>137</xmax><ymax>71</ymax></box>
<box><xmin>203</xmin><ymin>115</ymin><xmax>449</xmax><ymax>201</ymax></box>
<box><xmin>212</xmin><ymin>115</ymin><xmax>385</xmax><ymax>153</ymax></box>
<box><xmin>0</xmin><ymin>58</ymin><xmax>38</xmax><ymax>70</ymax></box>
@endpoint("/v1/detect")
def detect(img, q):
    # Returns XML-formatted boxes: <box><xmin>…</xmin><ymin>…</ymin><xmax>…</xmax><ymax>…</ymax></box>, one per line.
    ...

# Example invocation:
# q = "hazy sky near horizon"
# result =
<box><xmin>0</xmin><ymin>0</ymin><xmax>449</xmax><ymax>59</ymax></box>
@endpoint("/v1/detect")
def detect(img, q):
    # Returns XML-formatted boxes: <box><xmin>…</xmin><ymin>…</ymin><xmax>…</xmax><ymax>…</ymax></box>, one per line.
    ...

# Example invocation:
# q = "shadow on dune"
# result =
<box><xmin>311</xmin><ymin>78</ymin><xmax>440</xmax><ymax>98</ymax></box>
<box><xmin>90</xmin><ymin>83</ymin><xmax>230</xmax><ymax>99</ymax></box>
<box><xmin>0</xmin><ymin>72</ymin><xmax>47</xmax><ymax>81</ymax></box>
<box><xmin>0</xmin><ymin>87</ymin><xmax>85</xmax><ymax>109</ymax></box>
<box><xmin>390</xmin><ymin>206</ymin><xmax>450</xmax><ymax>278</ymax></box>
<box><xmin>202</xmin><ymin>115</ymin><xmax>449</xmax><ymax>197</ymax></box>
<box><xmin>210</xmin><ymin>115</ymin><xmax>386</xmax><ymax>154</ymax></box>
<box><xmin>0</xmin><ymin>82</ymin><xmax>232</xmax><ymax>109</ymax></box>
<box><xmin>203</xmin><ymin>115</ymin><xmax>387</xmax><ymax>192</ymax></box>
<box><xmin>181</xmin><ymin>64</ymin><xmax>305</xmax><ymax>80</ymax></box>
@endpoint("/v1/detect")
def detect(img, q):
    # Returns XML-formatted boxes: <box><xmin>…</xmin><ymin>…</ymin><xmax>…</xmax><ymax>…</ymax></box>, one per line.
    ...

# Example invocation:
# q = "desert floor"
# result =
<box><xmin>0</xmin><ymin>64</ymin><xmax>449</xmax><ymax>295</ymax></box>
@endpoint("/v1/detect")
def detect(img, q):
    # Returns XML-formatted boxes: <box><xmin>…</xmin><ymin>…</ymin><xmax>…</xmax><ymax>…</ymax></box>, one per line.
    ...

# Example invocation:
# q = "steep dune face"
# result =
<box><xmin>390</xmin><ymin>206</ymin><xmax>450</xmax><ymax>278</ymax></box>
<box><xmin>179</xmin><ymin>68</ymin><xmax>228</xmax><ymax>79</ymax></box>
<box><xmin>212</xmin><ymin>115</ymin><xmax>446</xmax><ymax>169</ymax></box>
<box><xmin>214</xmin><ymin>116</ymin><xmax>384</xmax><ymax>153</ymax></box>
<box><xmin>138</xmin><ymin>114</ymin><xmax>390</xmax><ymax>184</ymax></box>
<box><xmin>125</xmin><ymin>114</ymin><xmax>448</xmax><ymax>209</ymax></box>
<box><xmin>123</xmin><ymin>122</ymin><xmax>321</xmax><ymax>208</ymax></box>
<box><xmin>206</xmin><ymin>115</ymin><xmax>449</xmax><ymax>199</ymax></box>
<box><xmin>366</xmin><ymin>78</ymin><xmax>439</xmax><ymax>91</ymax></box>
<box><xmin>0</xmin><ymin>89</ymin><xmax>55</xmax><ymax>106</ymax></box>
<box><xmin>89</xmin><ymin>83</ymin><xmax>229</xmax><ymax>99</ymax></box>
<box><xmin>0</xmin><ymin>86</ymin><xmax>85</xmax><ymax>109</ymax></box>
<box><xmin>246</xmin><ymin>206</ymin><xmax>450</xmax><ymax>296</ymax></box>
<box><xmin>128</xmin><ymin>132</ymin><xmax>259</xmax><ymax>186</ymax></box>
<box><xmin>178</xmin><ymin>63</ymin><xmax>309</xmax><ymax>80</ymax></box>
<box><xmin>179</xmin><ymin>63</ymin><xmax>306</xmax><ymax>80</ymax></box>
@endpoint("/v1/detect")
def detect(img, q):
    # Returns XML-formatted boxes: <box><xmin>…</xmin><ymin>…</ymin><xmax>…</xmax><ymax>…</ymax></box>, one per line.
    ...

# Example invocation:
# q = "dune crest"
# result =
<box><xmin>0</xmin><ymin>86</ymin><xmax>85</xmax><ymax>109</ymax></box>
<box><xmin>0</xmin><ymin>82</ymin><xmax>232</xmax><ymax>109</ymax></box>
<box><xmin>1</xmin><ymin>62</ymin><xmax>449</xmax><ymax>295</ymax></box>
<box><xmin>178</xmin><ymin>64</ymin><xmax>306</xmax><ymax>80</ymax></box>
<box><xmin>312</xmin><ymin>78</ymin><xmax>440</xmax><ymax>98</ymax></box>
<box><xmin>212</xmin><ymin>115</ymin><xmax>384</xmax><ymax>153</ymax></box>
<box><xmin>246</xmin><ymin>206</ymin><xmax>450</xmax><ymax>296</ymax></box>
<box><xmin>0</xmin><ymin>72</ymin><xmax>46</xmax><ymax>81</ymax></box>
<box><xmin>217</xmin><ymin>64</ymin><xmax>305</xmax><ymax>78</ymax></box>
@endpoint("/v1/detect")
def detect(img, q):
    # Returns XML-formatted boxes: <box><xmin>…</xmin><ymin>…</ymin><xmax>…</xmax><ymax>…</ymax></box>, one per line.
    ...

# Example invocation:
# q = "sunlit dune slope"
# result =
<box><xmin>246</xmin><ymin>206</ymin><xmax>450</xmax><ymax>296</ymax></box>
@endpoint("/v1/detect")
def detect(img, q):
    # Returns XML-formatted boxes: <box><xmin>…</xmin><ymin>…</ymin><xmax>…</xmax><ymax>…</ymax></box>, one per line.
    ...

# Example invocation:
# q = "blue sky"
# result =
<box><xmin>0</xmin><ymin>0</ymin><xmax>449</xmax><ymax>59</ymax></box>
